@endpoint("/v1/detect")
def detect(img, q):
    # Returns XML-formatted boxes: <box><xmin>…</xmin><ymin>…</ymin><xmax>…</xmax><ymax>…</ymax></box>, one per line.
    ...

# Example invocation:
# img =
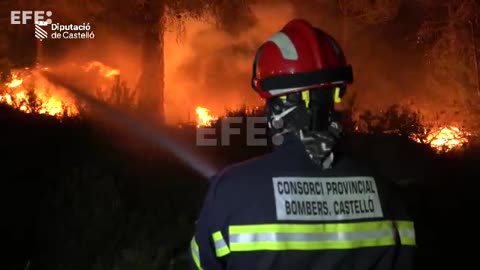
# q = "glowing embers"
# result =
<box><xmin>413</xmin><ymin>126</ymin><xmax>470</xmax><ymax>152</ymax></box>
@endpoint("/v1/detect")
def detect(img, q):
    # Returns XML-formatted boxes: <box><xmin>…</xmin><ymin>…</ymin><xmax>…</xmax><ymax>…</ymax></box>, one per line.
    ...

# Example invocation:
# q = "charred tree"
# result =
<box><xmin>137</xmin><ymin>0</ymin><xmax>165</xmax><ymax>124</ymax></box>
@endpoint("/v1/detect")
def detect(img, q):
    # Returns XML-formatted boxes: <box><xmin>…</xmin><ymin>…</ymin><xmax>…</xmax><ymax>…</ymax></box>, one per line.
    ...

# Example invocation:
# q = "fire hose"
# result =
<box><xmin>41</xmin><ymin>70</ymin><xmax>218</xmax><ymax>181</ymax></box>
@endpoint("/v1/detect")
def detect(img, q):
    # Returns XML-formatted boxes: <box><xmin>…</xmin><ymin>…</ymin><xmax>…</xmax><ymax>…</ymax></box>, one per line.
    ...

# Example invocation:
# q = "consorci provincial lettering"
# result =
<box><xmin>273</xmin><ymin>177</ymin><xmax>383</xmax><ymax>221</ymax></box>
<box><xmin>277</xmin><ymin>178</ymin><xmax>376</xmax><ymax>196</ymax></box>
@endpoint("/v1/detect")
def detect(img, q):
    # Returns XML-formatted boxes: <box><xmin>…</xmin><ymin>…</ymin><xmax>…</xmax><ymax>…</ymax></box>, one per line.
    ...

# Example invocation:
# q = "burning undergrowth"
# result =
<box><xmin>416</xmin><ymin>126</ymin><xmax>471</xmax><ymax>152</ymax></box>
<box><xmin>348</xmin><ymin>104</ymin><xmax>473</xmax><ymax>153</ymax></box>
<box><xmin>0</xmin><ymin>61</ymin><xmax>124</xmax><ymax>119</ymax></box>
<box><xmin>194</xmin><ymin>104</ymin><xmax>474</xmax><ymax>153</ymax></box>
<box><xmin>1</xmin><ymin>66</ymin><xmax>79</xmax><ymax>118</ymax></box>
<box><xmin>0</xmin><ymin>70</ymin><xmax>473</xmax><ymax>154</ymax></box>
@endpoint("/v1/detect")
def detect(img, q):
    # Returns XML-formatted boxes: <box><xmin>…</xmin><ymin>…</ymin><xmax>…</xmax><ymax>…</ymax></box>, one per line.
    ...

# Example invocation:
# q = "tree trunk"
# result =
<box><xmin>137</xmin><ymin>0</ymin><xmax>165</xmax><ymax>124</ymax></box>
<box><xmin>470</xmin><ymin>18</ymin><xmax>480</xmax><ymax>96</ymax></box>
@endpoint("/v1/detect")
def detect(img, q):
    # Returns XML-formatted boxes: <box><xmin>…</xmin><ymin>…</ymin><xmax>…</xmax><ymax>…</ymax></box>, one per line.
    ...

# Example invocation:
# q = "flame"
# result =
<box><xmin>1</xmin><ymin>61</ymin><xmax>121</xmax><ymax>118</ymax></box>
<box><xmin>195</xmin><ymin>106</ymin><xmax>217</xmax><ymax>127</ymax></box>
<box><xmin>413</xmin><ymin>126</ymin><xmax>470</xmax><ymax>152</ymax></box>
<box><xmin>0</xmin><ymin>90</ymin><xmax>78</xmax><ymax>116</ymax></box>
<box><xmin>83</xmin><ymin>61</ymin><xmax>120</xmax><ymax>78</ymax></box>
<box><xmin>6</xmin><ymin>74</ymin><xmax>23</xmax><ymax>88</ymax></box>
<box><xmin>1</xmin><ymin>69</ymin><xmax>79</xmax><ymax>118</ymax></box>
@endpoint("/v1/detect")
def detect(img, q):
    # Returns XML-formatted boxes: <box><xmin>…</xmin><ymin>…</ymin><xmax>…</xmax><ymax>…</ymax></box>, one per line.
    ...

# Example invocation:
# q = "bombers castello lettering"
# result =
<box><xmin>285</xmin><ymin>200</ymin><xmax>329</xmax><ymax>216</ymax></box>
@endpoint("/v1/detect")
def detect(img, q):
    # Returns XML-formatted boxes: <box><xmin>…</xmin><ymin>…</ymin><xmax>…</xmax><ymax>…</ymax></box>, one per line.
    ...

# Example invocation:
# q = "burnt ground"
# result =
<box><xmin>1</xmin><ymin>104</ymin><xmax>479</xmax><ymax>269</ymax></box>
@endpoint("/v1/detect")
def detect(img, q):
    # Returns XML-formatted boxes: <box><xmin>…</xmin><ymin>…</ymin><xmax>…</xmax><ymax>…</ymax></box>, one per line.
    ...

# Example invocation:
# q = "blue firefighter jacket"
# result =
<box><xmin>189</xmin><ymin>134</ymin><xmax>415</xmax><ymax>270</ymax></box>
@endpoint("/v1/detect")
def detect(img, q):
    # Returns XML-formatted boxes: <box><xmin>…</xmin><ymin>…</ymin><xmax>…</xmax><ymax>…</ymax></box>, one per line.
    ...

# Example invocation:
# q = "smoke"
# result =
<box><xmin>164</xmin><ymin>2</ymin><xmax>297</xmax><ymax>124</ymax></box>
<box><xmin>163</xmin><ymin>0</ymin><xmax>434</xmax><ymax>124</ymax></box>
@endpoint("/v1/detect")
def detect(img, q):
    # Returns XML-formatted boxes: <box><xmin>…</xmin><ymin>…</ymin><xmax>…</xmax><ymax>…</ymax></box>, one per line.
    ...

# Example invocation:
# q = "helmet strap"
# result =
<box><xmin>308</xmin><ymin>88</ymin><xmax>335</xmax><ymax>132</ymax></box>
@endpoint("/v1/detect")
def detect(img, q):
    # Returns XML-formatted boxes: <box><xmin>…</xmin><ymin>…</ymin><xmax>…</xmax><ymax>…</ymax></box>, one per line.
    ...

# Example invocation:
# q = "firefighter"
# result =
<box><xmin>189</xmin><ymin>19</ymin><xmax>415</xmax><ymax>270</ymax></box>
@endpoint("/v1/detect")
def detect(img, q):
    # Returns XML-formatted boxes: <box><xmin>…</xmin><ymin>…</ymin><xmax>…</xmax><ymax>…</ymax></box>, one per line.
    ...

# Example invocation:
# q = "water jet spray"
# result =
<box><xmin>41</xmin><ymin>70</ymin><xmax>218</xmax><ymax>180</ymax></box>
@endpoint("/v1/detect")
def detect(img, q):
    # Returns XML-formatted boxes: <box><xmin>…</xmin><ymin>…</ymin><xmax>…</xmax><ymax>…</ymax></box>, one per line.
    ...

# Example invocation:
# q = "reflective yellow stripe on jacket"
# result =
<box><xmin>191</xmin><ymin>220</ymin><xmax>414</xmax><ymax>265</ymax></box>
<box><xmin>395</xmin><ymin>221</ymin><xmax>416</xmax><ymax>246</ymax></box>
<box><xmin>212</xmin><ymin>231</ymin><xmax>231</xmax><ymax>257</ymax></box>
<box><xmin>228</xmin><ymin>220</ymin><xmax>415</xmax><ymax>251</ymax></box>
<box><xmin>190</xmin><ymin>237</ymin><xmax>203</xmax><ymax>270</ymax></box>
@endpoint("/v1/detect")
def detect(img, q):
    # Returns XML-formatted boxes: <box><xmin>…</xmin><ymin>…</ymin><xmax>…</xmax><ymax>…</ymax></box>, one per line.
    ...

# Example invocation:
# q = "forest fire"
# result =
<box><xmin>195</xmin><ymin>106</ymin><xmax>217</xmax><ymax>127</ymax></box>
<box><xmin>0</xmin><ymin>65</ymin><xmax>473</xmax><ymax>155</ymax></box>
<box><xmin>0</xmin><ymin>61</ymin><xmax>122</xmax><ymax>118</ymax></box>
<box><xmin>415</xmin><ymin>126</ymin><xmax>470</xmax><ymax>152</ymax></box>
<box><xmin>1</xmin><ymin>70</ymin><xmax>79</xmax><ymax>117</ymax></box>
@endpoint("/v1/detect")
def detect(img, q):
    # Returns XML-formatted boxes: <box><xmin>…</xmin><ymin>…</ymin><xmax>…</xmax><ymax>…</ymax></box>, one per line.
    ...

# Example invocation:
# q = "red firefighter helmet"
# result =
<box><xmin>251</xmin><ymin>19</ymin><xmax>353</xmax><ymax>99</ymax></box>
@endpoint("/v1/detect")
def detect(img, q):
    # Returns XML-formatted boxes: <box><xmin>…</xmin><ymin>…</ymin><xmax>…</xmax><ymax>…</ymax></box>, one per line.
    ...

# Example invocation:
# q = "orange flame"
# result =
<box><xmin>5</xmin><ymin>74</ymin><xmax>23</xmax><ymax>88</ymax></box>
<box><xmin>195</xmin><ymin>106</ymin><xmax>217</xmax><ymax>127</ymax></box>
<box><xmin>414</xmin><ymin>126</ymin><xmax>470</xmax><ymax>152</ymax></box>
<box><xmin>1</xmin><ymin>61</ymin><xmax>121</xmax><ymax>118</ymax></box>
<box><xmin>1</xmin><ymin>69</ymin><xmax>79</xmax><ymax>118</ymax></box>
<box><xmin>0</xmin><ymin>90</ymin><xmax>78</xmax><ymax>116</ymax></box>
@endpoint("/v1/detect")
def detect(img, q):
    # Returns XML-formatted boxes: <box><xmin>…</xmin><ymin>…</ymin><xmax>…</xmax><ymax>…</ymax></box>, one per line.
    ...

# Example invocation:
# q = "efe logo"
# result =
<box><xmin>10</xmin><ymin>11</ymin><xmax>53</xmax><ymax>25</ymax></box>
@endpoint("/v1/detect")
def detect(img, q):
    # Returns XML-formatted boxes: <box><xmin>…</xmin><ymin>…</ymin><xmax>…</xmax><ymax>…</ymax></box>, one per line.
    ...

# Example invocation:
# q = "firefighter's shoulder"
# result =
<box><xmin>210</xmin><ymin>151</ymin><xmax>277</xmax><ymax>186</ymax></box>
<box><xmin>207</xmin><ymin>143</ymin><xmax>318</xmax><ymax>204</ymax></box>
